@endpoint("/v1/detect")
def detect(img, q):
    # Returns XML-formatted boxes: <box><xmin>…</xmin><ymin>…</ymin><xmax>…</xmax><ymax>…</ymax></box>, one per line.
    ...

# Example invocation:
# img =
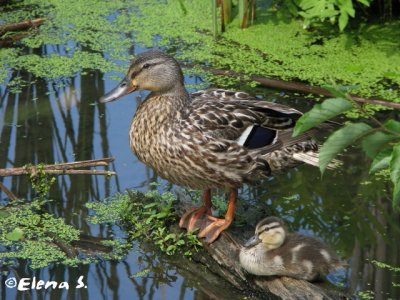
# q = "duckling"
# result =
<box><xmin>239</xmin><ymin>216</ymin><xmax>344</xmax><ymax>281</ymax></box>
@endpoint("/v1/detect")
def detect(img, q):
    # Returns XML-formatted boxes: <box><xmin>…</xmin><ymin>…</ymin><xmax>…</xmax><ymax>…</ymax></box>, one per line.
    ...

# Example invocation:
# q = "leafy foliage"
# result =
<box><xmin>87</xmin><ymin>189</ymin><xmax>202</xmax><ymax>257</ymax></box>
<box><xmin>283</xmin><ymin>0</ymin><xmax>373</xmax><ymax>31</ymax></box>
<box><xmin>27</xmin><ymin>163</ymin><xmax>56</xmax><ymax>200</ymax></box>
<box><xmin>294</xmin><ymin>90</ymin><xmax>400</xmax><ymax>207</ymax></box>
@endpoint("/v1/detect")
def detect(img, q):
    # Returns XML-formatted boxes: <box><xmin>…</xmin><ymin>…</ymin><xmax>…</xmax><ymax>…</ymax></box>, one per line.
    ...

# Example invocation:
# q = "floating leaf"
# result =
<box><xmin>390</xmin><ymin>144</ymin><xmax>400</xmax><ymax>207</ymax></box>
<box><xmin>293</xmin><ymin>98</ymin><xmax>353</xmax><ymax>136</ymax></box>
<box><xmin>6</xmin><ymin>227</ymin><xmax>24</xmax><ymax>241</ymax></box>
<box><xmin>362</xmin><ymin>131</ymin><xmax>396</xmax><ymax>158</ymax></box>
<box><xmin>320</xmin><ymin>122</ymin><xmax>372</xmax><ymax>173</ymax></box>
<box><xmin>370</xmin><ymin>148</ymin><xmax>392</xmax><ymax>174</ymax></box>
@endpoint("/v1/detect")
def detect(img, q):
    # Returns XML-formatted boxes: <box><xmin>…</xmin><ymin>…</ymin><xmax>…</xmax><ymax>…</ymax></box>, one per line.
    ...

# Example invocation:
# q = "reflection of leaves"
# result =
<box><xmin>131</xmin><ymin>268</ymin><xmax>151</xmax><ymax>278</ymax></box>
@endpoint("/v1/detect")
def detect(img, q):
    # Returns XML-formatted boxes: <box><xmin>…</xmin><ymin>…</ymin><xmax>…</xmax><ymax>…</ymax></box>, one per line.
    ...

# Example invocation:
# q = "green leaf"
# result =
<box><xmin>342</xmin><ymin>0</ymin><xmax>355</xmax><ymax>17</ymax></box>
<box><xmin>6</xmin><ymin>227</ymin><xmax>24</xmax><ymax>241</ymax></box>
<box><xmin>393</xmin><ymin>183</ymin><xmax>400</xmax><ymax>208</ymax></box>
<box><xmin>338</xmin><ymin>11</ymin><xmax>349</xmax><ymax>31</ymax></box>
<box><xmin>357</xmin><ymin>0</ymin><xmax>371</xmax><ymax>7</ymax></box>
<box><xmin>293</xmin><ymin>98</ymin><xmax>352</xmax><ymax>136</ymax></box>
<box><xmin>164</xmin><ymin>233</ymin><xmax>177</xmax><ymax>241</ymax></box>
<box><xmin>385</xmin><ymin>120</ymin><xmax>400</xmax><ymax>133</ymax></box>
<box><xmin>391</xmin><ymin>145</ymin><xmax>400</xmax><ymax>182</ymax></box>
<box><xmin>390</xmin><ymin>144</ymin><xmax>400</xmax><ymax>207</ymax></box>
<box><xmin>324</xmin><ymin>84</ymin><xmax>358</xmax><ymax>98</ymax></box>
<box><xmin>320</xmin><ymin>122</ymin><xmax>372</xmax><ymax>173</ymax></box>
<box><xmin>166</xmin><ymin>245</ymin><xmax>176</xmax><ymax>253</ymax></box>
<box><xmin>362</xmin><ymin>131</ymin><xmax>396</xmax><ymax>158</ymax></box>
<box><xmin>370</xmin><ymin>148</ymin><xmax>392</xmax><ymax>174</ymax></box>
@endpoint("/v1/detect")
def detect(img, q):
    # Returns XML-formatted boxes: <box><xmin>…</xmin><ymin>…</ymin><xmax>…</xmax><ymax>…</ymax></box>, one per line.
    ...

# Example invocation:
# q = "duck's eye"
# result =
<box><xmin>142</xmin><ymin>63</ymin><xmax>150</xmax><ymax>69</ymax></box>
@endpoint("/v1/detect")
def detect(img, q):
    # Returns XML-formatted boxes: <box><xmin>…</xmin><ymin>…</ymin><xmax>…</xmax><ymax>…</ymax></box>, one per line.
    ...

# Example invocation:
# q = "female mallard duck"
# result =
<box><xmin>100</xmin><ymin>50</ymin><xmax>328</xmax><ymax>243</ymax></box>
<box><xmin>239</xmin><ymin>216</ymin><xmax>344</xmax><ymax>281</ymax></box>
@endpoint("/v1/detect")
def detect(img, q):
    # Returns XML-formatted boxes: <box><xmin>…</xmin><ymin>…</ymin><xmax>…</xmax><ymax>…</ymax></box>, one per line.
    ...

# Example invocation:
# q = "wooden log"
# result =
<box><xmin>192</xmin><ymin>230</ymin><xmax>346</xmax><ymax>299</ymax></box>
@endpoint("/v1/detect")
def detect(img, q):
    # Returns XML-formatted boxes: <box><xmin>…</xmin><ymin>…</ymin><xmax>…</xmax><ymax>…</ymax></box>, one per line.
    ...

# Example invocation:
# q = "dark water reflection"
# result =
<box><xmin>0</xmin><ymin>51</ymin><xmax>399</xmax><ymax>299</ymax></box>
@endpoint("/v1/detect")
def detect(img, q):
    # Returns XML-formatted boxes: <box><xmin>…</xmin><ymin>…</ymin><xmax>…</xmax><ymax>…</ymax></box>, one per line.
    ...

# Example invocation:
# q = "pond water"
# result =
<box><xmin>0</xmin><ymin>46</ymin><xmax>399</xmax><ymax>299</ymax></box>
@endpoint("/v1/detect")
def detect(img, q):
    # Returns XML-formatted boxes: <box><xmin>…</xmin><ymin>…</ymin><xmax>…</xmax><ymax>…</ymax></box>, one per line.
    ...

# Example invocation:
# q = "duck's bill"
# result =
<box><xmin>99</xmin><ymin>78</ymin><xmax>137</xmax><ymax>103</ymax></box>
<box><xmin>244</xmin><ymin>235</ymin><xmax>261</xmax><ymax>247</ymax></box>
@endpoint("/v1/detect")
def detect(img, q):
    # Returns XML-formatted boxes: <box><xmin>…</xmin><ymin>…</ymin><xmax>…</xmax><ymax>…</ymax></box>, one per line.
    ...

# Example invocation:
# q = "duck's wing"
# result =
<box><xmin>188</xmin><ymin>89</ymin><xmax>306</xmax><ymax>149</ymax></box>
<box><xmin>192</xmin><ymin>88</ymin><xmax>301</xmax><ymax>116</ymax></box>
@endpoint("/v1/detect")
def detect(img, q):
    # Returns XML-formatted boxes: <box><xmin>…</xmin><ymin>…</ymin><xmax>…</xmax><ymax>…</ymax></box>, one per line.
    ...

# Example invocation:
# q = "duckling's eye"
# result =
<box><xmin>142</xmin><ymin>63</ymin><xmax>151</xmax><ymax>69</ymax></box>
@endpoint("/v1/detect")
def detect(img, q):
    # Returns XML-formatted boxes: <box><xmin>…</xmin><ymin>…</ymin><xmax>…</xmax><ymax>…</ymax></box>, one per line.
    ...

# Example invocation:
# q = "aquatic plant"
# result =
<box><xmin>0</xmin><ymin>198</ymin><xmax>81</xmax><ymax>268</ymax></box>
<box><xmin>87</xmin><ymin>189</ymin><xmax>202</xmax><ymax>257</ymax></box>
<box><xmin>0</xmin><ymin>169</ymin><xmax>129</xmax><ymax>269</ymax></box>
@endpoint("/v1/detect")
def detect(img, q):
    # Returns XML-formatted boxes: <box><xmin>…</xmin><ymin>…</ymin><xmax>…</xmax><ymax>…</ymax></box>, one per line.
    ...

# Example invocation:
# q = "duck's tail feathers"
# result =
<box><xmin>293</xmin><ymin>151</ymin><xmax>341</xmax><ymax>170</ymax></box>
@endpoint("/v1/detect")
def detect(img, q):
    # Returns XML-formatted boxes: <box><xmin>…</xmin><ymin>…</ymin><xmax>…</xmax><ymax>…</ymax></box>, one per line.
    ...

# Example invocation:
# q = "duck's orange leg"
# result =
<box><xmin>179</xmin><ymin>189</ymin><xmax>212</xmax><ymax>232</ymax></box>
<box><xmin>198</xmin><ymin>188</ymin><xmax>236</xmax><ymax>243</ymax></box>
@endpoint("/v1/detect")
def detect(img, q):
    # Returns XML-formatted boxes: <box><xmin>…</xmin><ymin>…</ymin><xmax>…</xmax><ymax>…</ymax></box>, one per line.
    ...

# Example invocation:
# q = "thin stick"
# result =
<box><xmin>0</xmin><ymin>158</ymin><xmax>116</xmax><ymax>177</ymax></box>
<box><xmin>42</xmin><ymin>170</ymin><xmax>116</xmax><ymax>175</ymax></box>
<box><xmin>41</xmin><ymin>157</ymin><xmax>115</xmax><ymax>170</ymax></box>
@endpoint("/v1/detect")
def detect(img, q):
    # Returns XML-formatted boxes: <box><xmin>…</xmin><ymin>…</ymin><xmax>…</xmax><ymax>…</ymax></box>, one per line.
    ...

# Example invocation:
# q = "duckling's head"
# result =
<box><xmin>100</xmin><ymin>51</ymin><xmax>185</xmax><ymax>103</ymax></box>
<box><xmin>244</xmin><ymin>216</ymin><xmax>286</xmax><ymax>251</ymax></box>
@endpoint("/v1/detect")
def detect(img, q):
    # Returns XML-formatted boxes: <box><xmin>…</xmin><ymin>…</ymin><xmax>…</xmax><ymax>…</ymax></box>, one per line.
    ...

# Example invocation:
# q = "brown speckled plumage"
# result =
<box><xmin>100</xmin><ymin>50</ymin><xmax>326</xmax><ymax>243</ymax></box>
<box><xmin>128</xmin><ymin>86</ymin><xmax>318</xmax><ymax>190</ymax></box>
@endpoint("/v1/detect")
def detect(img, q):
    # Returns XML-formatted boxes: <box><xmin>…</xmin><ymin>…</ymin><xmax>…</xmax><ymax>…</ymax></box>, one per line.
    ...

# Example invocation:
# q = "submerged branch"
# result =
<box><xmin>0</xmin><ymin>158</ymin><xmax>116</xmax><ymax>177</ymax></box>
<box><xmin>184</xmin><ymin>63</ymin><xmax>400</xmax><ymax>110</ymax></box>
<box><xmin>0</xmin><ymin>18</ymin><xmax>45</xmax><ymax>34</ymax></box>
<box><xmin>0</xmin><ymin>181</ymin><xmax>17</xmax><ymax>200</ymax></box>
<box><xmin>0</xmin><ymin>33</ymin><xmax>29</xmax><ymax>47</ymax></box>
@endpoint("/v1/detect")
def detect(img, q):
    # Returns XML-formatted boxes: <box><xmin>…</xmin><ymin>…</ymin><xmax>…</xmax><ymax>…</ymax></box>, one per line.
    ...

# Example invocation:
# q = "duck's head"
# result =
<box><xmin>100</xmin><ymin>50</ymin><xmax>185</xmax><ymax>103</ymax></box>
<box><xmin>244</xmin><ymin>216</ymin><xmax>286</xmax><ymax>250</ymax></box>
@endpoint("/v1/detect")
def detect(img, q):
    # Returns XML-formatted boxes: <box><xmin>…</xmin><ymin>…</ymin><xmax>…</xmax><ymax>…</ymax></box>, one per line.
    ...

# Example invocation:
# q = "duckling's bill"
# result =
<box><xmin>100</xmin><ymin>77</ymin><xmax>137</xmax><ymax>103</ymax></box>
<box><xmin>244</xmin><ymin>235</ymin><xmax>261</xmax><ymax>247</ymax></box>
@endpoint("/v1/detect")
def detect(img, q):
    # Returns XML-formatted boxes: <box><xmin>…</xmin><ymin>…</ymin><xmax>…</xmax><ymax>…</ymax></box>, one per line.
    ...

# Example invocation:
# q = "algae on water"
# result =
<box><xmin>0</xmin><ymin>198</ymin><xmax>129</xmax><ymax>269</ymax></box>
<box><xmin>0</xmin><ymin>0</ymin><xmax>399</xmax><ymax>106</ymax></box>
